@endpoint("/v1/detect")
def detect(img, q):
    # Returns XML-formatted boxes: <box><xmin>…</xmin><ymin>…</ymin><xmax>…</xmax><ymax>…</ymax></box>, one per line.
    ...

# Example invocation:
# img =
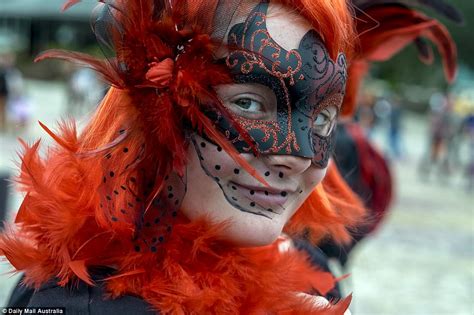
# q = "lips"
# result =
<box><xmin>229</xmin><ymin>181</ymin><xmax>293</xmax><ymax>211</ymax></box>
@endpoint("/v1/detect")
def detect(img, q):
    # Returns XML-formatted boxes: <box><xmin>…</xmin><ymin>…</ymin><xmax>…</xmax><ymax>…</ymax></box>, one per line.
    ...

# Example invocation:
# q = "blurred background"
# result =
<box><xmin>0</xmin><ymin>0</ymin><xmax>472</xmax><ymax>314</ymax></box>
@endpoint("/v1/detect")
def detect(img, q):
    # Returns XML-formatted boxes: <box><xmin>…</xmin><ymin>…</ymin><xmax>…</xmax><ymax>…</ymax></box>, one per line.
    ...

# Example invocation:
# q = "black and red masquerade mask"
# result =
<box><xmin>207</xmin><ymin>1</ymin><xmax>347</xmax><ymax>168</ymax></box>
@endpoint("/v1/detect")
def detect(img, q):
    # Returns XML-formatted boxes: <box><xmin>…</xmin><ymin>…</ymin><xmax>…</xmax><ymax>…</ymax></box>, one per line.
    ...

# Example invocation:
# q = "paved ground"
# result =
<box><xmin>0</xmin><ymin>80</ymin><xmax>473</xmax><ymax>314</ymax></box>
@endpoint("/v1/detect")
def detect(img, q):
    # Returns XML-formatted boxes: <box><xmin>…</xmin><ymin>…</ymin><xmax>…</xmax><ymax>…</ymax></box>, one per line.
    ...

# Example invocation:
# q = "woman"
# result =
<box><xmin>1</xmin><ymin>0</ymin><xmax>458</xmax><ymax>313</ymax></box>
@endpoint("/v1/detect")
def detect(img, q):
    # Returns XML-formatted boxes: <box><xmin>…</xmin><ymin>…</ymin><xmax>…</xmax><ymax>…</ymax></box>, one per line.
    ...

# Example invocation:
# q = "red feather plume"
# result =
<box><xmin>341</xmin><ymin>0</ymin><xmax>460</xmax><ymax>116</ymax></box>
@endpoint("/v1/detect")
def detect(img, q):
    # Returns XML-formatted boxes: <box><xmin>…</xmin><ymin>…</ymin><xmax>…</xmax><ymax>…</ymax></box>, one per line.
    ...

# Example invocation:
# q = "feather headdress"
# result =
<box><xmin>341</xmin><ymin>0</ymin><xmax>462</xmax><ymax>116</ymax></box>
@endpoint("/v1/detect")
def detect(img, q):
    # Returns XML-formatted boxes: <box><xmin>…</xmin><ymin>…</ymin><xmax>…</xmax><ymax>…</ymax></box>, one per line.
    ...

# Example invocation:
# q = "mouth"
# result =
<box><xmin>229</xmin><ymin>181</ymin><xmax>294</xmax><ymax>213</ymax></box>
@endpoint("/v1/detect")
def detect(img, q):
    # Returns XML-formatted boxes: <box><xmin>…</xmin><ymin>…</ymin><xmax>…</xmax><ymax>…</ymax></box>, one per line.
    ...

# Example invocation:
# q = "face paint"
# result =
<box><xmin>188</xmin><ymin>133</ymin><xmax>316</xmax><ymax>218</ymax></box>
<box><xmin>209</xmin><ymin>1</ymin><xmax>347</xmax><ymax>168</ymax></box>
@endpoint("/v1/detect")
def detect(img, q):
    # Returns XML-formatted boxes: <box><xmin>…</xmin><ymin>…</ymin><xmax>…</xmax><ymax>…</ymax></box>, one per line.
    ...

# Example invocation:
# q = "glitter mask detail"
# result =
<box><xmin>210</xmin><ymin>1</ymin><xmax>347</xmax><ymax>168</ymax></box>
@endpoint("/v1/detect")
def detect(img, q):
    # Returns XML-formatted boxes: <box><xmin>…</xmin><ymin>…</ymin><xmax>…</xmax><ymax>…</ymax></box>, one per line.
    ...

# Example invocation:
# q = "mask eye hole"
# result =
<box><xmin>232</xmin><ymin>97</ymin><xmax>264</xmax><ymax>113</ymax></box>
<box><xmin>312</xmin><ymin>106</ymin><xmax>337</xmax><ymax>136</ymax></box>
<box><xmin>215</xmin><ymin>83</ymin><xmax>277</xmax><ymax>120</ymax></box>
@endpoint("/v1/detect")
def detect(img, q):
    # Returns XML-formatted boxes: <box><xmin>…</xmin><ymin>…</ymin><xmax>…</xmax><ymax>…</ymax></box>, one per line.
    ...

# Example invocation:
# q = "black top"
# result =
<box><xmin>7</xmin><ymin>240</ymin><xmax>340</xmax><ymax>314</ymax></box>
<box><xmin>8</xmin><ymin>271</ymin><xmax>156</xmax><ymax>314</ymax></box>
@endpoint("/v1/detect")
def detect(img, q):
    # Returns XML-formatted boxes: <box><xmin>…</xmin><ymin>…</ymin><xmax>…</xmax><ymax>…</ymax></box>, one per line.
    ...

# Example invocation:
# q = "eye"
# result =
<box><xmin>226</xmin><ymin>93</ymin><xmax>270</xmax><ymax>119</ymax></box>
<box><xmin>313</xmin><ymin>107</ymin><xmax>336</xmax><ymax>136</ymax></box>
<box><xmin>232</xmin><ymin>97</ymin><xmax>263</xmax><ymax>113</ymax></box>
<box><xmin>215</xmin><ymin>83</ymin><xmax>277</xmax><ymax>120</ymax></box>
<box><xmin>314</xmin><ymin>111</ymin><xmax>330</xmax><ymax>126</ymax></box>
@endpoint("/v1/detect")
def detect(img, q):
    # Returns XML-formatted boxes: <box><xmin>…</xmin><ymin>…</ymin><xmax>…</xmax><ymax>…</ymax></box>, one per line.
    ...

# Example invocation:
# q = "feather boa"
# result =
<box><xmin>1</xmin><ymin>137</ymin><xmax>350</xmax><ymax>314</ymax></box>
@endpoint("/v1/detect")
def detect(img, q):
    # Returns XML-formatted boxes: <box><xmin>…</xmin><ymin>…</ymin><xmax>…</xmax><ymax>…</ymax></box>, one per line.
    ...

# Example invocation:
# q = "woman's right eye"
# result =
<box><xmin>215</xmin><ymin>83</ymin><xmax>277</xmax><ymax>120</ymax></box>
<box><xmin>232</xmin><ymin>97</ymin><xmax>264</xmax><ymax>112</ymax></box>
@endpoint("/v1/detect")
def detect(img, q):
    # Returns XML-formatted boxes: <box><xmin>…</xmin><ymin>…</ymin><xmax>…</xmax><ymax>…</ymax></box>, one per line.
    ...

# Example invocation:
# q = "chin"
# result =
<box><xmin>221</xmin><ymin>213</ymin><xmax>287</xmax><ymax>247</ymax></box>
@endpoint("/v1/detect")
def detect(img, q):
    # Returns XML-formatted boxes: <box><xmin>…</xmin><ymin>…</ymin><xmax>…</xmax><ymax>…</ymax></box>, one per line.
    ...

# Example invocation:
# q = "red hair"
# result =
<box><xmin>1</xmin><ymin>0</ymin><xmax>363</xmax><ymax>289</ymax></box>
<box><xmin>282</xmin><ymin>0</ymin><xmax>356</xmax><ymax>59</ymax></box>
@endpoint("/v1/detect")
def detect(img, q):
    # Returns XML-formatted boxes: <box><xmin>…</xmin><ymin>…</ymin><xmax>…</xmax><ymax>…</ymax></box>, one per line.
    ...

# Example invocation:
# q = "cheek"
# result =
<box><xmin>180</xmin><ymin>134</ymin><xmax>241</xmax><ymax>221</ymax></box>
<box><xmin>303</xmin><ymin>166</ymin><xmax>327</xmax><ymax>188</ymax></box>
<box><xmin>289</xmin><ymin>166</ymin><xmax>327</xmax><ymax>214</ymax></box>
<box><xmin>192</xmin><ymin>137</ymin><xmax>237</xmax><ymax>182</ymax></box>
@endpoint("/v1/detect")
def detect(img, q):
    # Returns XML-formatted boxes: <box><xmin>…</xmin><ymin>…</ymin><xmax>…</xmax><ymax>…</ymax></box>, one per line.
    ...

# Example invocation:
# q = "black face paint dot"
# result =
<box><xmin>111</xmin><ymin>216</ymin><xmax>118</xmax><ymax>222</ymax></box>
<box><xmin>279</xmin><ymin>172</ymin><xmax>284</xmax><ymax>178</ymax></box>
<box><xmin>164</xmin><ymin>175</ymin><xmax>169</xmax><ymax>180</ymax></box>
<box><xmin>199</xmin><ymin>156</ymin><xmax>204</xmax><ymax>161</ymax></box>
<box><xmin>232</xmin><ymin>185</ymin><xmax>237</xmax><ymax>190</ymax></box>
<box><xmin>172</xmin><ymin>211</ymin><xmax>177</xmax><ymax>217</ymax></box>
<box><xmin>214</xmin><ymin>177</ymin><xmax>220</xmax><ymax>182</ymax></box>
<box><xmin>106</xmin><ymin>195</ymin><xmax>112</xmax><ymax>201</ymax></box>
<box><xmin>167</xmin><ymin>185</ymin><xmax>173</xmax><ymax>191</ymax></box>
<box><xmin>110</xmin><ymin>171</ymin><xmax>115</xmax><ymax>177</ymax></box>
<box><xmin>154</xmin><ymin>218</ymin><xmax>161</xmax><ymax>224</ymax></box>
<box><xmin>158</xmin><ymin>236</ymin><xmax>164</xmax><ymax>242</ymax></box>
<box><xmin>250</xmin><ymin>190</ymin><xmax>255</xmax><ymax>195</ymax></box>
<box><xmin>120</xmin><ymin>185</ymin><xmax>127</xmax><ymax>191</ymax></box>
<box><xmin>299</xmin><ymin>190</ymin><xmax>303</xmax><ymax>194</ymax></box>
<box><xmin>128</xmin><ymin>202</ymin><xmax>134</xmax><ymax>207</ymax></box>
<box><xmin>217</xmin><ymin>146</ymin><xmax>222</xmax><ymax>152</ymax></box>
<box><xmin>168</xmin><ymin>193</ymin><xmax>174</xmax><ymax>199</ymax></box>
<box><xmin>134</xmin><ymin>245</ymin><xmax>141</xmax><ymax>252</ymax></box>
<box><xmin>150</xmin><ymin>246</ymin><xmax>157</xmax><ymax>253</ymax></box>
<box><xmin>267</xmin><ymin>208</ymin><xmax>273</xmax><ymax>212</ymax></box>
<box><xmin>174</xmin><ymin>199</ymin><xmax>179</xmax><ymax>205</ymax></box>
<box><xmin>232</xmin><ymin>197</ymin><xmax>238</xmax><ymax>201</ymax></box>
<box><xmin>250</xmin><ymin>202</ymin><xmax>256</xmax><ymax>207</ymax></box>
<box><xmin>298</xmin><ymin>118</ymin><xmax>303</xmax><ymax>123</ymax></box>
<box><xmin>281</xmin><ymin>191</ymin><xmax>287</xmax><ymax>197</ymax></box>
<box><xmin>265</xmin><ymin>171</ymin><xmax>270</xmax><ymax>176</ymax></box>
<box><xmin>113</xmin><ymin>190</ymin><xmax>119</xmax><ymax>195</ymax></box>
<box><xmin>123</xmin><ymin>147</ymin><xmax>129</xmax><ymax>153</ymax></box>
<box><xmin>234</xmin><ymin>169</ymin><xmax>240</xmax><ymax>174</ymax></box>
<box><xmin>200</xmin><ymin>142</ymin><xmax>206</xmax><ymax>148</ymax></box>
<box><xmin>120</xmin><ymin>209</ymin><xmax>127</xmax><ymax>214</ymax></box>
<box><xmin>103</xmin><ymin>176</ymin><xmax>107</xmax><ymax>183</ymax></box>
<box><xmin>264</xmin><ymin>191</ymin><xmax>269</xmax><ymax>195</ymax></box>
<box><xmin>215</xmin><ymin>165</ymin><xmax>221</xmax><ymax>170</ymax></box>
<box><xmin>130</xmin><ymin>177</ymin><xmax>136</xmax><ymax>183</ymax></box>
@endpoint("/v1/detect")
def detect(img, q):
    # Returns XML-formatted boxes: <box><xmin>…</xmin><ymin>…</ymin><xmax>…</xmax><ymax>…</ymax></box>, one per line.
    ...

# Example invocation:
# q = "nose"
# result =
<box><xmin>263</xmin><ymin>155</ymin><xmax>312</xmax><ymax>176</ymax></box>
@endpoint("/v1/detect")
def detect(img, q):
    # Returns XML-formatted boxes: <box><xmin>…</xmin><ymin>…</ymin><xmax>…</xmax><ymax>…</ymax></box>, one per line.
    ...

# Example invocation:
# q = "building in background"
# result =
<box><xmin>0</xmin><ymin>0</ymin><xmax>96</xmax><ymax>56</ymax></box>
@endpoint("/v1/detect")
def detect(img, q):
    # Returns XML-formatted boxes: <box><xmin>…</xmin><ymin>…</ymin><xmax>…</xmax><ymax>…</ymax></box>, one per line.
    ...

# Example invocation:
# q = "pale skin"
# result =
<box><xmin>180</xmin><ymin>2</ymin><xmax>338</xmax><ymax>247</ymax></box>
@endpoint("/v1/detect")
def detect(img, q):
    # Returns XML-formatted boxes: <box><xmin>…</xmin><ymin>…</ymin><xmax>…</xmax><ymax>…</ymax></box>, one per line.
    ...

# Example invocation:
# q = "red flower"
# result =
<box><xmin>145</xmin><ymin>58</ymin><xmax>175</xmax><ymax>88</ymax></box>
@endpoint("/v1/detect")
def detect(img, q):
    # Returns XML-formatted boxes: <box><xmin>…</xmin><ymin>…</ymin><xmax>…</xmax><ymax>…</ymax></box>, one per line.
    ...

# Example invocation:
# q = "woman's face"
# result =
<box><xmin>180</xmin><ymin>2</ymin><xmax>343</xmax><ymax>247</ymax></box>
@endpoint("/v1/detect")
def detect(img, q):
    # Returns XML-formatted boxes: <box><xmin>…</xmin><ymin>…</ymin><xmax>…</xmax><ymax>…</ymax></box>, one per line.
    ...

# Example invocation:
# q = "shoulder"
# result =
<box><xmin>9</xmin><ymin>277</ymin><xmax>156</xmax><ymax>315</ymax></box>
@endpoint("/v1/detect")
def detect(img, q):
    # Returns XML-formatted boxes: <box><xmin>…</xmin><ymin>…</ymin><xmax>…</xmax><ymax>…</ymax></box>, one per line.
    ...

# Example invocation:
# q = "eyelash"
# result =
<box><xmin>314</xmin><ymin>110</ymin><xmax>332</xmax><ymax>125</ymax></box>
<box><xmin>228</xmin><ymin>95</ymin><xmax>267</xmax><ymax>119</ymax></box>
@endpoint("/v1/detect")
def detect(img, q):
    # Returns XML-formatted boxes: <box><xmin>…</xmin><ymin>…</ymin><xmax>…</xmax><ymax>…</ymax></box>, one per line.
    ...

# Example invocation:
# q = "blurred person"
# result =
<box><xmin>387</xmin><ymin>97</ymin><xmax>404</xmax><ymax>160</ymax></box>
<box><xmin>0</xmin><ymin>51</ymin><xmax>32</xmax><ymax>134</ymax></box>
<box><xmin>4</xmin><ymin>53</ymin><xmax>33</xmax><ymax>134</ymax></box>
<box><xmin>464</xmin><ymin>114</ymin><xmax>474</xmax><ymax>191</ymax></box>
<box><xmin>0</xmin><ymin>0</ymin><xmax>459</xmax><ymax>314</ymax></box>
<box><xmin>419</xmin><ymin>92</ymin><xmax>456</xmax><ymax>180</ymax></box>
<box><xmin>373</xmin><ymin>95</ymin><xmax>405</xmax><ymax>160</ymax></box>
<box><xmin>355</xmin><ymin>90</ymin><xmax>377</xmax><ymax>137</ymax></box>
<box><xmin>66</xmin><ymin>66</ymin><xmax>107</xmax><ymax>116</ymax></box>
<box><xmin>459</xmin><ymin>95</ymin><xmax>474</xmax><ymax>191</ymax></box>
<box><xmin>0</xmin><ymin>55</ymin><xmax>9</xmax><ymax>132</ymax></box>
